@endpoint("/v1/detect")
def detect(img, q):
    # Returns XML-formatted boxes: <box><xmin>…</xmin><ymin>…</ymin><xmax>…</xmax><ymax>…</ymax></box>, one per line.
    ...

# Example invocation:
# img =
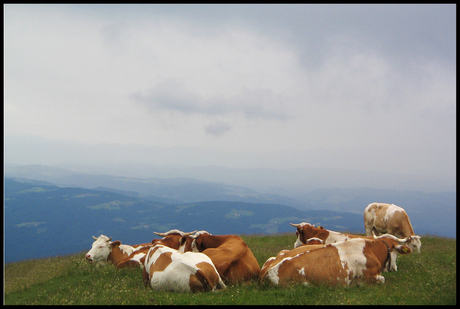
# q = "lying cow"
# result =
<box><xmin>260</xmin><ymin>236</ymin><xmax>412</xmax><ymax>287</ymax></box>
<box><xmin>290</xmin><ymin>222</ymin><xmax>412</xmax><ymax>271</ymax></box>
<box><xmin>85</xmin><ymin>235</ymin><xmax>148</xmax><ymax>266</ymax></box>
<box><xmin>260</xmin><ymin>243</ymin><xmax>327</xmax><ymax>279</ymax></box>
<box><xmin>190</xmin><ymin>231</ymin><xmax>260</xmax><ymax>284</ymax></box>
<box><xmin>290</xmin><ymin>222</ymin><xmax>372</xmax><ymax>248</ymax></box>
<box><xmin>116</xmin><ymin>229</ymin><xmax>196</xmax><ymax>269</ymax></box>
<box><xmin>142</xmin><ymin>244</ymin><xmax>227</xmax><ymax>293</ymax></box>
<box><xmin>364</xmin><ymin>203</ymin><xmax>422</xmax><ymax>252</ymax></box>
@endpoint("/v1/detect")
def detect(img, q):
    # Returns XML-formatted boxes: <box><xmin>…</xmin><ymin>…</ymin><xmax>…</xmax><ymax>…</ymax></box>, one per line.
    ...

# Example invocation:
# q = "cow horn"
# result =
<box><xmin>183</xmin><ymin>230</ymin><xmax>197</xmax><ymax>236</ymax></box>
<box><xmin>290</xmin><ymin>223</ymin><xmax>301</xmax><ymax>227</ymax></box>
<box><xmin>372</xmin><ymin>231</ymin><xmax>378</xmax><ymax>239</ymax></box>
<box><xmin>92</xmin><ymin>236</ymin><xmax>97</xmax><ymax>240</ymax></box>
<box><xmin>378</xmin><ymin>234</ymin><xmax>408</xmax><ymax>243</ymax></box>
<box><xmin>153</xmin><ymin>231</ymin><xmax>168</xmax><ymax>237</ymax></box>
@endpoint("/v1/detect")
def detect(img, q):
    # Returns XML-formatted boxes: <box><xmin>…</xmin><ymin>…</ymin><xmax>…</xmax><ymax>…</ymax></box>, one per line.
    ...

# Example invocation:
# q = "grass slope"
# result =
<box><xmin>4</xmin><ymin>234</ymin><xmax>456</xmax><ymax>305</ymax></box>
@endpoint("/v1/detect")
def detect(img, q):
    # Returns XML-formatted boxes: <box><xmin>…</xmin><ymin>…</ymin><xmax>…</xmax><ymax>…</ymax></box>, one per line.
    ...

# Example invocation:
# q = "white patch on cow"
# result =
<box><xmin>331</xmin><ymin>239</ymin><xmax>367</xmax><ymax>286</ymax></box>
<box><xmin>127</xmin><ymin>252</ymin><xmax>145</xmax><ymax>265</ymax></box>
<box><xmin>145</xmin><ymin>244</ymin><xmax>223</xmax><ymax>292</ymax></box>
<box><xmin>384</xmin><ymin>204</ymin><xmax>404</xmax><ymax>222</ymax></box>
<box><xmin>325</xmin><ymin>231</ymin><xmax>352</xmax><ymax>244</ymax></box>
<box><xmin>294</xmin><ymin>236</ymin><xmax>303</xmax><ymax>248</ymax></box>
<box><xmin>298</xmin><ymin>267</ymin><xmax>305</xmax><ymax>276</ymax></box>
<box><xmin>119</xmin><ymin>244</ymin><xmax>134</xmax><ymax>256</ymax></box>
<box><xmin>306</xmin><ymin>237</ymin><xmax>324</xmax><ymax>244</ymax></box>
<box><xmin>266</xmin><ymin>249</ymin><xmax>319</xmax><ymax>285</ymax></box>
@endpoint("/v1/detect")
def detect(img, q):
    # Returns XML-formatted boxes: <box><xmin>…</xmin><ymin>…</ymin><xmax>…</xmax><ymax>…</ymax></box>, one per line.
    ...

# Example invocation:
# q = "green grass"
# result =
<box><xmin>4</xmin><ymin>234</ymin><xmax>456</xmax><ymax>305</ymax></box>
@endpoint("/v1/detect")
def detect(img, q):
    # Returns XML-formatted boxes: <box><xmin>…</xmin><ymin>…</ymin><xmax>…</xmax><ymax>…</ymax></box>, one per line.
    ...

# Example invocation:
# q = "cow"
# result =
<box><xmin>142</xmin><ymin>244</ymin><xmax>227</xmax><ymax>293</ymax></box>
<box><xmin>260</xmin><ymin>236</ymin><xmax>412</xmax><ymax>287</ymax></box>
<box><xmin>364</xmin><ymin>203</ymin><xmax>422</xmax><ymax>253</ymax></box>
<box><xmin>85</xmin><ymin>235</ymin><xmax>141</xmax><ymax>266</ymax></box>
<box><xmin>260</xmin><ymin>243</ymin><xmax>327</xmax><ymax>278</ymax></box>
<box><xmin>190</xmin><ymin>231</ymin><xmax>261</xmax><ymax>284</ymax></box>
<box><xmin>290</xmin><ymin>222</ymin><xmax>373</xmax><ymax>248</ymax></box>
<box><xmin>116</xmin><ymin>229</ymin><xmax>196</xmax><ymax>269</ymax></box>
<box><xmin>290</xmin><ymin>222</ymin><xmax>412</xmax><ymax>271</ymax></box>
<box><xmin>152</xmin><ymin>229</ymin><xmax>196</xmax><ymax>252</ymax></box>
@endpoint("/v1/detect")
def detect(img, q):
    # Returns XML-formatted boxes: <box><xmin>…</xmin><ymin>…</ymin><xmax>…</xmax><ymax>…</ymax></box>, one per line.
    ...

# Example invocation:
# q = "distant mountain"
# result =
<box><xmin>4</xmin><ymin>178</ymin><xmax>363</xmax><ymax>263</ymax></box>
<box><xmin>4</xmin><ymin>165</ymin><xmax>456</xmax><ymax>239</ymax></box>
<box><xmin>4</xmin><ymin>164</ymin><xmax>306</xmax><ymax>207</ymax></box>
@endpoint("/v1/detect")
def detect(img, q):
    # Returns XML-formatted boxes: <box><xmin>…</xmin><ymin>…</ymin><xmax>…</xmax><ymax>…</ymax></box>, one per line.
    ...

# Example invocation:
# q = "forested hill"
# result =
<box><xmin>5</xmin><ymin>178</ymin><xmax>363</xmax><ymax>263</ymax></box>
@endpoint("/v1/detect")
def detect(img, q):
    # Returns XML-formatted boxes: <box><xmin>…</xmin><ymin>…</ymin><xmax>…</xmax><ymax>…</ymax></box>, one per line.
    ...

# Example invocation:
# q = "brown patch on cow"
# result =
<box><xmin>149</xmin><ymin>251</ymin><xmax>173</xmax><ymax>274</ymax></box>
<box><xmin>273</xmin><ymin>245</ymin><xmax>347</xmax><ymax>286</ymax></box>
<box><xmin>194</xmin><ymin>234</ymin><xmax>260</xmax><ymax>284</ymax></box>
<box><xmin>362</xmin><ymin>239</ymin><xmax>393</xmax><ymax>282</ymax></box>
<box><xmin>188</xmin><ymin>273</ymin><xmax>207</xmax><ymax>292</ymax></box>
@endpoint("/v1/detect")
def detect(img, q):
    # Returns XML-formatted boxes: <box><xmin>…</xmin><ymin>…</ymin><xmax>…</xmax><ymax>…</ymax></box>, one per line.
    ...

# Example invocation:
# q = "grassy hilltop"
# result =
<box><xmin>4</xmin><ymin>234</ymin><xmax>456</xmax><ymax>305</ymax></box>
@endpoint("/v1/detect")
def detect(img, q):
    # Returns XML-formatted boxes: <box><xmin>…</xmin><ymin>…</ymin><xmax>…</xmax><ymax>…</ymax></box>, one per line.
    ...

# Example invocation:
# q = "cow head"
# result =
<box><xmin>406</xmin><ymin>235</ymin><xmax>422</xmax><ymax>253</ymax></box>
<box><xmin>86</xmin><ymin>235</ymin><xmax>118</xmax><ymax>263</ymax></box>
<box><xmin>190</xmin><ymin>230</ymin><xmax>212</xmax><ymax>252</ymax></box>
<box><xmin>290</xmin><ymin>222</ymin><xmax>322</xmax><ymax>248</ymax></box>
<box><xmin>376</xmin><ymin>234</ymin><xmax>412</xmax><ymax>271</ymax></box>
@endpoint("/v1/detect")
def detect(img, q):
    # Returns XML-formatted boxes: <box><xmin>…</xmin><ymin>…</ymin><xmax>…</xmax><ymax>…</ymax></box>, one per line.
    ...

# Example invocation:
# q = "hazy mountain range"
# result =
<box><xmin>4</xmin><ymin>164</ymin><xmax>456</xmax><ymax>263</ymax></box>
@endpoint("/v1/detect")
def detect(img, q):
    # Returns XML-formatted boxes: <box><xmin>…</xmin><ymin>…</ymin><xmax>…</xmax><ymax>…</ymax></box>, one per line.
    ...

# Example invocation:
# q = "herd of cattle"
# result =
<box><xmin>85</xmin><ymin>202</ymin><xmax>422</xmax><ymax>292</ymax></box>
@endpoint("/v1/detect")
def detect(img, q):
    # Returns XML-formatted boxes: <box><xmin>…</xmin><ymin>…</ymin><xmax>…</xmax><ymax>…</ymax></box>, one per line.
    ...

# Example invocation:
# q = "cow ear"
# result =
<box><xmin>110</xmin><ymin>240</ymin><xmax>122</xmax><ymax>248</ymax></box>
<box><xmin>395</xmin><ymin>245</ymin><xmax>412</xmax><ymax>255</ymax></box>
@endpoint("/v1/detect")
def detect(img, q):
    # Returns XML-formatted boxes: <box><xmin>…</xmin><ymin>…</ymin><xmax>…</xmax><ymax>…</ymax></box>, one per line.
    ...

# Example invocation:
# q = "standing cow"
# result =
<box><xmin>364</xmin><ymin>203</ymin><xmax>422</xmax><ymax>252</ymax></box>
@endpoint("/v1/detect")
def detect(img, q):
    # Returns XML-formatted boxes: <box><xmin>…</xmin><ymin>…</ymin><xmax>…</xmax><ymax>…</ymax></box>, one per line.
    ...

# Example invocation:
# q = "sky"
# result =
<box><xmin>4</xmin><ymin>4</ymin><xmax>456</xmax><ymax>188</ymax></box>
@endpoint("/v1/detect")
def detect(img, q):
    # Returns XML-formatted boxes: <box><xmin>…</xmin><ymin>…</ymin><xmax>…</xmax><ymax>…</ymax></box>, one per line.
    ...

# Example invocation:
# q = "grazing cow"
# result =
<box><xmin>116</xmin><ymin>229</ymin><xmax>196</xmax><ymax>269</ymax></box>
<box><xmin>190</xmin><ymin>231</ymin><xmax>261</xmax><ymax>284</ymax></box>
<box><xmin>86</xmin><ymin>235</ymin><xmax>138</xmax><ymax>266</ymax></box>
<box><xmin>142</xmin><ymin>244</ymin><xmax>227</xmax><ymax>293</ymax></box>
<box><xmin>260</xmin><ymin>236</ymin><xmax>412</xmax><ymax>286</ymax></box>
<box><xmin>364</xmin><ymin>203</ymin><xmax>422</xmax><ymax>252</ymax></box>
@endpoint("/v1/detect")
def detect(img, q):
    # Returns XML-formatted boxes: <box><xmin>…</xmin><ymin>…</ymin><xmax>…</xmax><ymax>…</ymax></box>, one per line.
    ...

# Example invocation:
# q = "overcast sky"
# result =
<box><xmin>4</xmin><ymin>4</ymin><xmax>456</xmax><ymax>184</ymax></box>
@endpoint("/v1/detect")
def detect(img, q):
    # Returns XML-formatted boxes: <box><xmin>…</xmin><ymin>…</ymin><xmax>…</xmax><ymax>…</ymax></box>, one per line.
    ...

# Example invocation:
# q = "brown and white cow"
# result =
<box><xmin>116</xmin><ymin>229</ymin><xmax>196</xmax><ymax>269</ymax></box>
<box><xmin>152</xmin><ymin>229</ymin><xmax>196</xmax><ymax>252</ymax></box>
<box><xmin>142</xmin><ymin>244</ymin><xmax>227</xmax><ymax>293</ymax></box>
<box><xmin>364</xmin><ymin>203</ymin><xmax>422</xmax><ymax>252</ymax></box>
<box><xmin>260</xmin><ymin>243</ymin><xmax>327</xmax><ymax>278</ymax></box>
<box><xmin>290</xmin><ymin>222</ymin><xmax>412</xmax><ymax>271</ymax></box>
<box><xmin>190</xmin><ymin>231</ymin><xmax>261</xmax><ymax>284</ymax></box>
<box><xmin>290</xmin><ymin>222</ymin><xmax>372</xmax><ymax>248</ymax></box>
<box><xmin>260</xmin><ymin>236</ymin><xmax>412</xmax><ymax>286</ymax></box>
<box><xmin>85</xmin><ymin>235</ymin><xmax>142</xmax><ymax>266</ymax></box>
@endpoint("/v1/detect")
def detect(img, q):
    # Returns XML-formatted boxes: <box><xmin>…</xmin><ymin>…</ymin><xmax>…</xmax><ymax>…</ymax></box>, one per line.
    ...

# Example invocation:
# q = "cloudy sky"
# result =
<box><xmin>4</xmin><ymin>4</ymin><xmax>456</xmax><ymax>185</ymax></box>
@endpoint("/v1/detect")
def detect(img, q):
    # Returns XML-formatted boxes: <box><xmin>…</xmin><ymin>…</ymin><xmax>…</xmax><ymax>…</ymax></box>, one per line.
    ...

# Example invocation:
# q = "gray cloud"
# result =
<box><xmin>204</xmin><ymin>121</ymin><xmax>232</xmax><ymax>137</ymax></box>
<box><xmin>129</xmin><ymin>79</ymin><xmax>294</xmax><ymax>120</ymax></box>
<box><xmin>3</xmin><ymin>4</ymin><xmax>456</xmax><ymax>189</ymax></box>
